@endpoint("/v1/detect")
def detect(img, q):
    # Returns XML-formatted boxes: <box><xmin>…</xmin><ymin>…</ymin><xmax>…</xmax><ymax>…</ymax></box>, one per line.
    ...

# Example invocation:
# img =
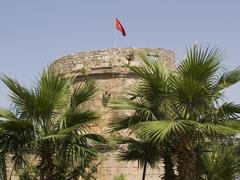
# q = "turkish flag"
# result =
<box><xmin>115</xmin><ymin>18</ymin><xmax>126</xmax><ymax>36</ymax></box>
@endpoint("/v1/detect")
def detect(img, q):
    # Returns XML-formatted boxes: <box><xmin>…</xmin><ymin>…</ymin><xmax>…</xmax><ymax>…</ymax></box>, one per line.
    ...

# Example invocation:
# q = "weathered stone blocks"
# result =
<box><xmin>51</xmin><ymin>48</ymin><xmax>175</xmax><ymax>180</ymax></box>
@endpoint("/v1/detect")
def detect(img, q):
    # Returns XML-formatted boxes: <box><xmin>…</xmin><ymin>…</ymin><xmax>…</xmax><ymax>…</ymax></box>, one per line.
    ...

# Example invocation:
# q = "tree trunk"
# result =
<box><xmin>0</xmin><ymin>152</ymin><xmax>7</xmax><ymax>180</ymax></box>
<box><xmin>142</xmin><ymin>161</ymin><xmax>147</xmax><ymax>180</ymax></box>
<box><xmin>39</xmin><ymin>142</ymin><xmax>54</xmax><ymax>180</ymax></box>
<box><xmin>177</xmin><ymin>136</ymin><xmax>196</xmax><ymax>180</ymax></box>
<box><xmin>162</xmin><ymin>154</ymin><xmax>176</xmax><ymax>180</ymax></box>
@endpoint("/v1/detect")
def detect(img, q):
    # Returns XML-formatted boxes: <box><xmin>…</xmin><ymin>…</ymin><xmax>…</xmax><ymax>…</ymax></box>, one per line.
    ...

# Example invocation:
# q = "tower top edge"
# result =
<box><xmin>53</xmin><ymin>47</ymin><xmax>174</xmax><ymax>63</ymax></box>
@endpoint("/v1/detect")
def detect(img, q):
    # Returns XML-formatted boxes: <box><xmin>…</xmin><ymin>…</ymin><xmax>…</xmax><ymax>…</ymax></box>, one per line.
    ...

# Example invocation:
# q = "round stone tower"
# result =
<box><xmin>51</xmin><ymin>48</ymin><xmax>175</xmax><ymax>180</ymax></box>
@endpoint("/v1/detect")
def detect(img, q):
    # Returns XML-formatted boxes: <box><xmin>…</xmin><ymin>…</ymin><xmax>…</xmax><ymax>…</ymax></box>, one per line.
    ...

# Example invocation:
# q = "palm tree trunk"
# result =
<box><xmin>177</xmin><ymin>136</ymin><xmax>196</xmax><ymax>180</ymax></box>
<box><xmin>0</xmin><ymin>152</ymin><xmax>7</xmax><ymax>180</ymax></box>
<box><xmin>163</xmin><ymin>154</ymin><xmax>176</xmax><ymax>180</ymax></box>
<box><xmin>40</xmin><ymin>152</ymin><xmax>54</xmax><ymax>180</ymax></box>
<box><xmin>142</xmin><ymin>161</ymin><xmax>147</xmax><ymax>180</ymax></box>
<box><xmin>40</xmin><ymin>142</ymin><xmax>54</xmax><ymax>180</ymax></box>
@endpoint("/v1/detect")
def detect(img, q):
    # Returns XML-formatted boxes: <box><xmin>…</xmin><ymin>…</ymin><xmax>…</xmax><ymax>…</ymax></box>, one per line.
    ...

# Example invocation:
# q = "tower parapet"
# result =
<box><xmin>51</xmin><ymin>48</ymin><xmax>175</xmax><ymax>78</ymax></box>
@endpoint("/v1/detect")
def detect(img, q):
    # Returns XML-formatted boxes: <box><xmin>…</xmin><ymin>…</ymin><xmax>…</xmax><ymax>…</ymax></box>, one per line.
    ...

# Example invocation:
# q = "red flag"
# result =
<box><xmin>115</xmin><ymin>18</ymin><xmax>126</xmax><ymax>36</ymax></box>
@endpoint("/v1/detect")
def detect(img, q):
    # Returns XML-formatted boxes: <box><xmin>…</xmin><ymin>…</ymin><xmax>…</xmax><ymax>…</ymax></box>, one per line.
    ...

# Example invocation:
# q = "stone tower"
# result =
<box><xmin>51</xmin><ymin>48</ymin><xmax>175</xmax><ymax>180</ymax></box>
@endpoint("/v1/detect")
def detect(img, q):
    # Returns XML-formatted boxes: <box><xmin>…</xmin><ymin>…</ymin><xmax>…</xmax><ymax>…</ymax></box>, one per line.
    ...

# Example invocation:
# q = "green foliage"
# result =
<box><xmin>52</xmin><ymin>154</ymin><xmax>100</xmax><ymax>180</ymax></box>
<box><xmin>117</xmin><ymin>137</ymin><xmax>161</xmax><ymax>168</ymax></box>
<box><xmin>0</xmin><ymin>70</ymin><xmax>105</xmax><ymax>179</ymax></box>
<box><xmin>0</xmin><ymin>152</ymin><xmax>7</xmax><ymax>180</ymax></box>
<box><xmin>109</xmin><ymin>54</ymin><xmax>177</xmax><ymax>179</ymax></box>
<box><xmin>132</xmin><ymin>45</ymin><xmax>240</xmax><ymax>144</ymax></box>
<box><xmin>114</xmin><ymin>174</ymin><xmax>126</xmax><ymax>180</ymax></box>
<box><xmin>18</xmin><ymin>164</ymin><xmax>39</xmax><ymax>180</ymax></box>
<box><xmin>110</xmin><ymin>45</ymin><xmax>240</xmax><ymax>179</ymax></box>
<box><xmin>196</xmin><ymin>143</ymin><xmax>240</xmax><ymax>180</ymax></box>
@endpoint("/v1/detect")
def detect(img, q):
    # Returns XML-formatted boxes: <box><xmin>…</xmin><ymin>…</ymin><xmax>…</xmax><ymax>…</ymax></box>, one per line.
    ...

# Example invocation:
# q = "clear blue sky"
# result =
<box><xmin>0</xmin><ymin>0</ymin><xmax>240</xmax><ymax>107</ymax></box>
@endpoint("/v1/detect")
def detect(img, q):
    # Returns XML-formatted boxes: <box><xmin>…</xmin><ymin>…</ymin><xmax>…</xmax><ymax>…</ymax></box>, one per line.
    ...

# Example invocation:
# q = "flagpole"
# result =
<box><xmin>114</xmin><ymin>18</ymin><xmax>117</xmax><ymax>48</ymax></box>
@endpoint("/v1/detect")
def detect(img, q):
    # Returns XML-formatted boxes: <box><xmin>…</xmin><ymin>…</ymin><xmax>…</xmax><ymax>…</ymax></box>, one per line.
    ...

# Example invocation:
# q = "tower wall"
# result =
<box><xmin>51</xmin><ymin>48</ymin><xmax>175</xmax><ymax>180</ymax></box>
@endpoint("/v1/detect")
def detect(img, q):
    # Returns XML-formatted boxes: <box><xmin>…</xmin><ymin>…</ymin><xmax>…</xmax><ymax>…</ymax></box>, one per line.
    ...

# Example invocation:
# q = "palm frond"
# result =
<box><xmin>0</xmin><ymin>119</ymin><xmax>34</xmax><ymax>162</ymax></box>
<box><xmin>56</xmin><ymin>133</ymin><xmax>98</xmax><ymax>166</ymax></box>
<box><xmin>37</xmin><ymin>69</ymin><xmax>70</xmax><ymax>96</ymax></box>
<box><xmin>109</xmin><ymin>110</ymin><xmax>164</xmax><ymax>133</ymax></box>
<box><xmin>109</xmin><ymin>115</ymin><xmax>135</xmax><ymax>132</ymax></box>
<box><xmin>116</xmin><ymin>137</ymin><xmax>161</xmax><ymax>168</ymax></box>
<box><xmin>35</xmin><ymin>70</ymin><xmax>71</xmax><ymax>117</ymax></box>
<box><xmin>197</xmin><ymin>144</ymin><xmax>240</xmax><ymax>179</ymax></box>
<box><xmin>197</xmin><ymin>122</ymin><xmax>239</xmax><ymax>137</ymax></box>
<box><xmin>57</xmin><ymin>142</ymin><xmax>96</xmax><ymax>166</ymax></box>
<box><xmin>1</xmin><ymin>75</ymin><xmax>36</xmax><ymax>118</ymax></box>
<box><xmin>81</xmin><ymin>134</ymin><xmax>107</xmax><ymax>144</ymax></box>
<box><xmin>65</xmin><ymin>110</ymin><xmax>99</xmax><ymax>128</ymax></box>
<box><xmin>217</xmin><ymin>67</ymin><xmax>240</xmax><ymax>90</ymax></box>
<box><xmin>169</xmin><ymin>75</ymin><xmax>213</xmax><ymax>115</ymax></box>
<box><xmin>110</xmin><ymin>97</ymin><xmax>144</xmax><ymax>110</ymax></box>
<box><xmin>0</xmin><ymin>108</ymin><xmax>18</xmax><ymax>121</ymax></box>
<box><xmin>39</xmin><ymin>133</ymin><xmax>67</xmax><ymax>144</ymax></box>
<box><xmin>71</xmin><ymin>80</ymin><xmax>98</xmax><ymax>108</ymax></box>
<box><xmin>178</xmin><ymin>45</ymin><xmax>223</xmax><ymax>83</ymax></box>
<box><xmin>216</xmin><ymin>102</ymin><xmax>240</xmax><ymax>119</ymax></box>
<box><xmin>133</xmin><ymin>120</ymin><xmax>197</xmax><ymax>143</ymax></box>
<box><xmin>0</xmin><ymin>119</ymin><xmax>33</xmax><ymax>132</ymax></box>
<box><xmin>128</xmin><ymin>55</ymin><xmax>170</xmax><ymax>103</ymax></box>
<box><xmin>110</xmin><ymin>97</ymin><xmax>157</xmax><ymax>120</ymax></box>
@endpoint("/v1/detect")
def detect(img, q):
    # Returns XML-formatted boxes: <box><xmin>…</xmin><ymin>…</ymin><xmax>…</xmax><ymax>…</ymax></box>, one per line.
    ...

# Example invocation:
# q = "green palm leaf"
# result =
<box><xmin>116</xmin><ymin>137</ymin><xmax>161</xmax><ymax>168</ymax></box>
<box><xmin>216</xmin><ymin>102</ymin><xmax>240</xmax><ymax>119</ymax></box>
<box><xmin>71</xmin><ymin>80</ymin><xmax>98</xmax><ymax>108</ymax></box>
<box><xmin>197</xmin><ymin>122</ymin><xmax>240</xmax><ymax>137</ymax></box>
<box><xmin>133</xmin><ymin>120</ymin><xmax>196</xmax><ymax>143</ymax></box>
<box><xmin>65</xmin><ymin>110</ymin><xmax>99</xmax><ymax>128</ymax></box>
<box><xmin>81</xmin><ymin>134</ymin><xmax>107</xmax><ymax>144</ymax></box>
<box><xmin>178</xmin><ymin>45</ymin><xmax>223</xmax><ymax>82</ymax></box>
<box><xmin>1</xmin><ymin>75</ymin><xmax>36</xmax><ymax>119</ymax></box>
<box><xmin>0</xmin><ymin>108</ymin><xmax>18</xmax><ymax>121</ymax></box>
<box><xmin>1</xmin><ymin>68</ymin><xmax>104</xmax><ymax>179</ymax></box>
<box><xmin>217</xmin><ymin>67</ymin><xmax>240</xmax><ymax>90</ymax></box>
<box><xmin>128</xmin><ymin>55</ymin><xmax>169</xmax><ymax>103</ymax></box>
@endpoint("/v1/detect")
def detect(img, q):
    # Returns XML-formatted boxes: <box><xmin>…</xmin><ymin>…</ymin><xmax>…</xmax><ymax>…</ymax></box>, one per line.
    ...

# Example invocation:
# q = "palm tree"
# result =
<box><xmin>116</xmin><ymin>137</ymin><xmax>162</xmax><ymax>180</ymax></box>
<box><xmin>132</xmin><ymin>45</ymin><xmax>240</xmax><ymax>180</ymax></box>
<box><xmin>196</xmin><ymin>143</ymin><xmax>240</xmax><ymax>180</ymax></box>
<box><xmin>110</xmin><ymin>56</ymin><xmax>177</xmax><ymax>179</ymax></box>
<box><xmin>0</xmin><ymin>109</ymin><xmax>34</xmax><ymax>179</ymax></box>
<box><xmin>0</xmin><ymin>70</ymin><xmax>106</xmax><ymax>179</ymax></box>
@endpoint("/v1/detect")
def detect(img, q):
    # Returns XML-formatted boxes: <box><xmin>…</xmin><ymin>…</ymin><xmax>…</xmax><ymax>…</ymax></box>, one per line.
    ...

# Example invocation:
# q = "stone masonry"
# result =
<box><xmin>51</xmin><ymin>48</ymin><xmax>175</xmax><ymax>180</ymax></box>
